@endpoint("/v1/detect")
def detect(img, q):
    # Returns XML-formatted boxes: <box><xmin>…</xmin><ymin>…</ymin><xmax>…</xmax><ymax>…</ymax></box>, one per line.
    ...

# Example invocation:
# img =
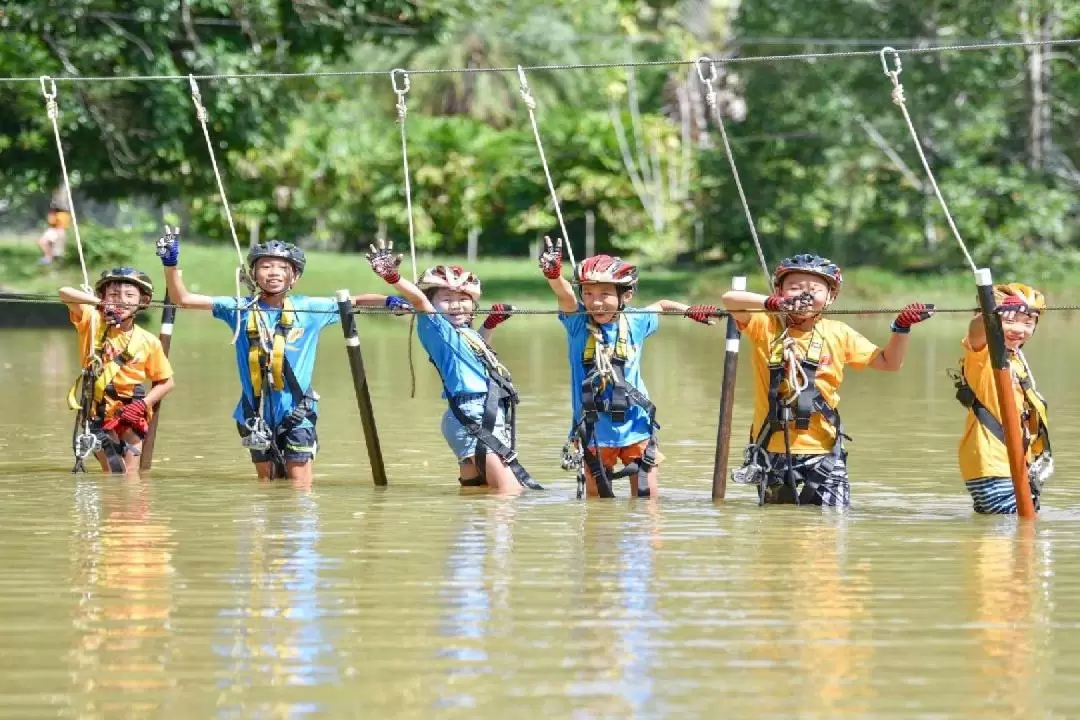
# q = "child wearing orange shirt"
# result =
<box><xmin>60</xmin><ymin>268</ymin><xmax>175</xmax><ymax>473</ymax></box>
<box><xmin>952</xmin><ymin>283</ymin><xmax>1051</xmax><ymax>514</ymax></box>
<box><xmin>721</xmin><ymin>253</ymin><xmax>933</xmax><ymax>506</ymax></box>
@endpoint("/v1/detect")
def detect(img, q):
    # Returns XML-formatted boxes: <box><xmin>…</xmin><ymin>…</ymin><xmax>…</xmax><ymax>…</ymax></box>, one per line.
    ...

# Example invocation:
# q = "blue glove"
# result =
<box><xmin>156</xmin><ymin>225</ymin><xmax>180</xmax><ymax>267</ymax></box>
<box><xmin>385</xmin><ymin>295</ymin><xmax>411</xmax><ymax>313</ymax></box>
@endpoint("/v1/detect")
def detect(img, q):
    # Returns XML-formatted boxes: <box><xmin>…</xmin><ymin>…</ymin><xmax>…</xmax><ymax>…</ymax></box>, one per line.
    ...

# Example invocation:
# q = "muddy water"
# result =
<box><xmin>1</xmin><ymin>310</ymin><xmax>1077</xmax><ymax>716</ymax></box>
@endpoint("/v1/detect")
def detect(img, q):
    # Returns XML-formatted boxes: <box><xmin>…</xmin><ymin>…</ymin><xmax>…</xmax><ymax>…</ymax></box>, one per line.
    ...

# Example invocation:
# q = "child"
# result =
<box><xmin>721</xmin><ymin>253</ymin><xmax>933</xmax><ymax>507</ymax></box>
<box><xmin>60</xmin><ymin>267</ymin><xmax>176</xmax><ymax>473</ymax></box>
<box><xmin>157</xmin><ymin>227</ymin><xmax>408</xmax><ymax>485</ymax></box>
<box><xmin>365</xmin><ymin>238</ymin><xmax>535</xmax><ymax>494</ymax></box>
<box><xmin>37</xmin><ymin>202</ymin><xmax>71</xmax><ymax>265</ymax></box>
<box><xmin>538</xmin><ymin>236</ymin><xmax>716</xmax><ymax>499</ymax></box>
<box><xmin>953</xmin><ymin>283</ymin><xmax>1051</xmax><ymax>514</ymax></box>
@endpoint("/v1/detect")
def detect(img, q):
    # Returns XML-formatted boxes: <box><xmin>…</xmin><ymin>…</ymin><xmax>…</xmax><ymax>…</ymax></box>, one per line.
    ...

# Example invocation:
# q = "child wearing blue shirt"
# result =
<box><xmin>538</xmin><ymin>236</ymin><xmax>716</xmax><ymax>498</ymax></box>
<box><xmin>158</xmin><ymin>227</ymin><xmax>406</xmax><ymax>485</ymax></box>
<box><xmin>366</xmin><ymin>238</ymin><xmax>537</xmax><ymax>494</ymax></box>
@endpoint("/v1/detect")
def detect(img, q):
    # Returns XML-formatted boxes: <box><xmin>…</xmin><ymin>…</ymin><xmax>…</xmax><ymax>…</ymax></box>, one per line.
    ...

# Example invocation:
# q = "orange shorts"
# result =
<box><xmin>584</xmin><ymin>439</ymin><xmax>665</xmax><ymax>477</ymax></box>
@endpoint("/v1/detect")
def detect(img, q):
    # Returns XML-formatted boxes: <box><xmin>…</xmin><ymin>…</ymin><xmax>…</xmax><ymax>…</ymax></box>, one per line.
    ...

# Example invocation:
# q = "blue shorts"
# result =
<box><xmin>965</xmin><ymin>476</ymin><xmax>1041</xmax><ymax>514</ymax></box>
<box><xmin>441</xmin><ymin>393</ymin><xmax>510</xmax><ymax>463</ymax></box>
<box><xmin>236</xmin><ymin>421</ymin><xmax>318</xmax><ymax>465</ymax></box>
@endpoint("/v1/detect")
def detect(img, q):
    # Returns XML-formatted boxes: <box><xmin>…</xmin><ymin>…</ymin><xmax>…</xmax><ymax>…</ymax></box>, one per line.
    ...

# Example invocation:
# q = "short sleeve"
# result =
<box><xmin>736</xmin><ymin>311</ymin><xmax>772</xmax><ymax>345</ymax></box>
<box><xmin>416</xmin><ymin>313</ymin><xmax>456</xmax><ymax>344</ymax></box>
<box><xmin>629</xmin><ymin>308</ymin><xmax>658</xmax><ymax>340</ymax></box>
<box><xmin>211</xmin><ymin>296</ymin><xmax>241</xmax><ymax>329</ymax></box>
<box><xmin>68</xmin><ymin>302</ymin><xmax>93</xmax><ymax>330</ymax></box>
<box><xmin>143</xmin><ymin>339</ymin><xmax>174</xmax><ymax>382</ymax></box>
<box><xmin>305</xmin><ymin>296</ymin><xmax>341</xmax><ymax>329</ymax></box>
<box><xmin>559</xmin><ymin>302</ymin><xmax>587</xmax><ymax>336</ymax></box>
<box><xmin>843</xmin><ymin>326</ymin><xmax>880</xmax><ymax>369</ymax></box>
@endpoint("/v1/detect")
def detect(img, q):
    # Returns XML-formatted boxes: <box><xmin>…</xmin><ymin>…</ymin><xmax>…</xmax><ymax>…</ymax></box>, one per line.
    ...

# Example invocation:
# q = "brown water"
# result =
<box><xmin>2</xmin><ymin>310</ymin><xmax>1079</xmax><ymax>717</ymax></box>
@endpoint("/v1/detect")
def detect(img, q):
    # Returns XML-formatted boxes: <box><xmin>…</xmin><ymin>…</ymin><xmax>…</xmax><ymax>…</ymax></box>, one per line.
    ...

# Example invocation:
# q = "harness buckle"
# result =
<box><xmin>241</xmin><ymin>417</ymin><xmax>273</xmax><ymax>452</ymax></box>
<box><xmin>560</xmin><ymin>439</ymin><xmax>584</xmax><ymax>472</ymax></box>
<box><xmin>74</xmin><ymin>431</ymin><xmax>99</xmax><ymax>460</ymax></box>
<box><xmin>1030</xmin><ymin>452</ymin><xmax>1054</xmax><ymax>492</ymax></box>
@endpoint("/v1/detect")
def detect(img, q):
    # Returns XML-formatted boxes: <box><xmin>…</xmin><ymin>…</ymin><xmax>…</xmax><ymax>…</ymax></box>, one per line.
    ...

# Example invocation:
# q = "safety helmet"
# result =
<box><xmin>247</xmin><ymin>240</ymin><xmax>306</xmax><ymax>278</ymax></box>
<box><xmin>772</xmin><ymin>253</ymin><xmax>843</xmax><ymax>293</ymax></box>
<box><xmin>573</xmin><ymin>254</ymin><xmax>639</xmax><ymax>289</ymax></box>
<box><xmin>994</xmin><ymin>282</ymin><xmax>1046</xmax><ymax>315</ymax></box>
<box><xmin>95</xmin><ymin>267</ymin><xmax>154</xmax><ymax>304</ymax></box>
<box><xmin>418</xmin><ymin>264</ymin><xmax>482</xmax><ymax>301</ymax></box>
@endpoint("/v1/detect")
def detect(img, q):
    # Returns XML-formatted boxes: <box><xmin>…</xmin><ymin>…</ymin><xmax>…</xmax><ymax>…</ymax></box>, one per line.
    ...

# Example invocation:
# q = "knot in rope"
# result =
<box><xmin>781</xmin><ymin>336</ymin><xmax>809</xmax><ymax>406</ymax></box>
<box><xmin>891</xmin><ymin>84</ymin><xmax>906</xmax><ymax>106</ymax></box>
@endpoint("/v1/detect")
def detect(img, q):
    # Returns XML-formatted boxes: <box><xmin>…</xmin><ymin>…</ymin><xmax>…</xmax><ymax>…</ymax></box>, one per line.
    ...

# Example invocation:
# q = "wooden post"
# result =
<box><xmin>336</xmin><ymin>289</ymin><xmax>388</xmax><ymax>486</ymax></box>
<box><xmin>139</xmin><ymin>294</ymin><xmax>176</xmax><ymax>471</ymax></box>
<box><xmin>974</xmin><ymin>268</ymin><xmax>1036</xmax><ymax>518</ymax></box>
<box><xmin>585</xmin><ymin>209</ymin><xmax>596</xmax><ymax>258</ymax></box>
<box><xmin>712</xmin><ymin>276</ymin><xmax>745</xmax><ymax>499</ymax></box>
<box><xmin>467</xmin><ymin>226</ymin><xmax>479</xmax><ymax>263</ymax></box>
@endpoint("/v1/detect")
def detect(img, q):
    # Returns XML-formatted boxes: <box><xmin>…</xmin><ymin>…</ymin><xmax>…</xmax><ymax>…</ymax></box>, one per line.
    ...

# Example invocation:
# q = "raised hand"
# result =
<box><xmin>366</xmin><ymin>238</ymin><xmax>403</xmax><ymax>284</ymax></box>
<box><xmin>482</xmin><ymin>303</ymin><xmax>515</xmax><ymax>330</ymax></box>
<box><xmin>538</xmin><ymin>235</ymin><xmax>563</xmax><ymax>280</ymax></box>
<box><xmin>764</xmin><ymin>292</ymin><xmax>814</xmax><ymax>313</ymax></box>
<box><xmin>684</xmin><ymin>304</ymin><xmax>719</xmax><ymax>325</ymax></box>
<box><xmin>156</xmin><ymin>225</ymin><xmax>181</xmax><ymax>267</ymax></box>
<box><xmin>891</xmin><ymin>302</ymin><xmax>935</xmax><ymax>333</ymax></box>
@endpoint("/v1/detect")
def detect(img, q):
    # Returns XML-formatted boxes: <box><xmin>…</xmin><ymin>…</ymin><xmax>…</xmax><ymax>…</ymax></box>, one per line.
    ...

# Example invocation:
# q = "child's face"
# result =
<box><xmin>1002</xmin><ymin>312</ymin><xmax>1038</xmax><ymax>350</ymax></box>
<box><xmin>101</xmin><ymin>282</ymin><xmax>144</xmax><ymax>323</ymax></box>
<box><xmin>779</xmin><ymin>272</ymin><xmax>834</xmax><ymax>316</ymax></box>
<box><xmin>431</xmin><ymin>288</ymin><xmax>476</xmax><ymax>327</ymax></box>
<box><xmin>254</xmin><ymin>258</ymin><xmax>296</xmax><ymax>295</ymax></box>
<box><xmin>581</xmin><ymin>282</ymin><xmax>630</xmax><ymax>324</ymax></box>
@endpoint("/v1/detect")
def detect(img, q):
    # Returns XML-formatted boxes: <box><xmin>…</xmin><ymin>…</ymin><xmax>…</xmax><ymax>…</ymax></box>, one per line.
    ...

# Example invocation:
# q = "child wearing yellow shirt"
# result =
<box><xmin>721</xmin><ymin>253</ymin><xmax>933</xmax><ymax>506</ymax></box>
<box><xmin>953</xmin><ymin>283</ymin><xmax>1051</xmax><ymax>514</ymax></box>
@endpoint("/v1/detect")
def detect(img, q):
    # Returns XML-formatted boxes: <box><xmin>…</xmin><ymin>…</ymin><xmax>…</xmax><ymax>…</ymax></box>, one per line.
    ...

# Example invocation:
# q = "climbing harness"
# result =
<box><xmin>517</xmin><ymin>66</ymin><xmax>576</xmax><ymax>269</ymax></box>
<box><xmin>949</xmin><ymin>349</ymin><xmax>1053</xmax><ymax>491</ymax></box>
<box><xmin>572</xmin><ymin>315</ymin><xmax>659</xmax><ymax>499</ymax></box>
<box><xmin>391</xmin><ymin>69</ymin><xmax>421</xmax><ymax>398</ymax></box>
<box><xmin>732</xmin><ymin>320</ymin><xmax>850</xmax><ymax>505</ymax></box>
<box><xmin>431</xmin><ymin>326</ymin><xmax>542</xmax><ymax>490</ymax></box>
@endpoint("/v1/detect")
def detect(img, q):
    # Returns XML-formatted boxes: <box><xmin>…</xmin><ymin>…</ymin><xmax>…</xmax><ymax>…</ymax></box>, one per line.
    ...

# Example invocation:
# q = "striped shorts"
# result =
<box><xmin>761</xmin><ymin>451</ymin><xmax>850</xmax><ymax>508</ymax></box>
<box><xmin>965</xmin><ymin>477</ymin><xmax>1041</xmax><ymax>515</ymax></box>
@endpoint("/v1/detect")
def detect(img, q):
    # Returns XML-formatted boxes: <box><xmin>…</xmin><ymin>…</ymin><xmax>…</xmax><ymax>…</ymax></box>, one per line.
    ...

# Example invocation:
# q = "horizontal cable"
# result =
<box><xmin>2</xmin><ymin>293</ymin><xmax>1076</xmax><ymax>318</ymax></box>
<box><xmin>1</xmin><ymin>37</ymin><xmax>1077</xmax><ymax>84</ymax></box>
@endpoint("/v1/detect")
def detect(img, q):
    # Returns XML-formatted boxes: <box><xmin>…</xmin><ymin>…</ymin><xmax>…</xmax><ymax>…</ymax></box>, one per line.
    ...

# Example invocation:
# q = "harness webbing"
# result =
<box><xmin>953</xmin><ymin>352</ymin><xmax>1051</xmax><ymax>457</ymax></box>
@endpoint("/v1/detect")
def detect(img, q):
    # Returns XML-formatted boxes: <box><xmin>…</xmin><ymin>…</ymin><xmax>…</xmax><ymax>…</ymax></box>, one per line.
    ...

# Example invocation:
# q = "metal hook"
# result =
<box><xmin>390</xmin><ymin>68</ymin><xmax>410</xmax><ymax>95</ymax></box>
<box><xmin>695</xmin><ymin>56</ymin><xmax>718</xmax><ymax>85</ymax></box>
<box><xmin>880</xmin><ymin>47</ymin><xmax>902</xmax><ymax>79</ymax></box>
<box><xmin>39</xmin><ymin>75</ymin><xmax>57</xmax><ymax>100</ymax></box>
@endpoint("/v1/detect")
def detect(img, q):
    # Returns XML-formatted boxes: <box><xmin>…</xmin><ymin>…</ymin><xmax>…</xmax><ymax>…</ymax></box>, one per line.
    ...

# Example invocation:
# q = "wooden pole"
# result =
<box><xmin>139</xmin><ymin>293</ymin><xmax>176</xmax><ymax>471</ymax></box>
<box><xmin>974</xmin><ymin>268</ymin><xmax>1036</xmax><ymax>518</ymax></box>
<box><xmin>336</xmin><ymin>289</ymin><xmax>388</xmax><ymax>486</ymax></box>
<box><xmin>712</xmin><ymin>276</ymin><xmax>746</xmax><ymax>499</ymax></box>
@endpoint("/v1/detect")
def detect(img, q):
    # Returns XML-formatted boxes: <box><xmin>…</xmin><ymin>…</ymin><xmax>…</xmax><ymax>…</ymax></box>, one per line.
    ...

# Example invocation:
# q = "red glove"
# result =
<box><xmin>366</xmin><ymin>239</ymin><xmax>403</xmax><ymax>285</ymax></box>
<box><xmin>764</xmin><ymin>292</ymin><xmax>813</xmax><ymax>313</ymax></box>
<box><xmin>684</xmin><ymin>305</ymin><xmax>718</xmax><ymax>325</ymax></box>
<box><xmin>482</xmin><ymin>303</ymin><xmax>514</xmax><ymax>330</ymax></box>
<box><xmin>891</xmin><ymin>302</ymin><xmax>935</xmax><ymax>333</ymax></box>
<box><xmin>538</xmin><ymin>236</ymin><xmax>563</xmax><ymax>280</ymax></box>
<box><xmin>119</xmin><ymin>399</ymin><xmax>149</xmax><ymax>435</ymax></box>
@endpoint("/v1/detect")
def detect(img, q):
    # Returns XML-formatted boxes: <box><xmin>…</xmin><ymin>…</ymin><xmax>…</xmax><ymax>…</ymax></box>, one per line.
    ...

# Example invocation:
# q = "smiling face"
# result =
<box><xmin>100</xmin><ymin>281</ymin><xmax>145</xmax><ymax>324</ymax></box>
<box><xmin>580</xmin><ymin>282</ymin><xmax>631</xmax><ymax>325</ymax></box>
<box><xmin>1002</xmin><ymin>312</ymin><xmax>1038</xmax><ymax>350</ymax></box>
<box><xmin>778</xmin><ymin>271</ymin><xmax>835</xmax><ymax>318</ymax></box>
<box><xmin>429</xmin><ymin>288</ymin><xmax>477</xmax><ymax>327</ymax></box>
<box><xmin>253</xmin><ymin>257</ymin><xmax>296</xmax><ymax>295</ymax></box>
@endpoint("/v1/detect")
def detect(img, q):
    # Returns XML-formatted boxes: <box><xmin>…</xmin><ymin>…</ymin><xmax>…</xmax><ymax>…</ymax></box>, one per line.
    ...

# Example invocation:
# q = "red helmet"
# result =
<box><xmin>417</xmin><ymin>264</ymin><xmax>482</xmax><ymax>300</ymax></box>
<box><xmin>772</xmin><ymin>253</ymin><xmax>842</xmax><ymax>294</ymax></box>
<box><xmin>573</xmin><ymin>255</ymin><xmax>638</xmax><ymax>289</ymax></box>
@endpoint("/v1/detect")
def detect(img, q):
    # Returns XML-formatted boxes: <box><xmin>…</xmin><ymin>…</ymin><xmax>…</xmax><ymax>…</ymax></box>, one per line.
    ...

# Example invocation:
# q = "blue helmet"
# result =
<box><xmin>247</xmin><ymin>240</ymin><xmax>306</xmax><ymax>278</ymax></box>
<box><xmin>772</xmin><ymin>253</ymin><xmax>842</xmax><ymax>293</ymax></box>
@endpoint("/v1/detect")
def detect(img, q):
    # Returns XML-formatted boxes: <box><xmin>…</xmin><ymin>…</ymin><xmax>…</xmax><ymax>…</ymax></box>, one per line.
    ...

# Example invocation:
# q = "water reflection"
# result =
<box><xmin>69</xmin><ymin>476</ymin><xmax>176</xmax><ymax>714</ymax></box>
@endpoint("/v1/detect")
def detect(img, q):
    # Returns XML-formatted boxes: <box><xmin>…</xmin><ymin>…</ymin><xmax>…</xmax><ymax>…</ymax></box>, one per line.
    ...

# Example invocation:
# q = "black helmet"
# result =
<box><xmin>95</xmin><ymin>266</ymin><xmax>154</xmax><ymax>302</ymax></box>
<box><xmin>772</xmin><ymin>253</ymin><xmax>843</xmax><ymax>294</ymax></box>
<box><xmin>247</xmin><ymin>240</ymin><xmax>306</xmax><ymax>278</ymax></box>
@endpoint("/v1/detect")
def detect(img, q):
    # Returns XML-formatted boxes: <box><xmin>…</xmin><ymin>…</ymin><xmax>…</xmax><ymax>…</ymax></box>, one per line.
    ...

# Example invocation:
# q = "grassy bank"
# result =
<box><xmin>0</xmin><ymin>233</ymin><xmax>1066</xmax><ymax>311</ymax></box>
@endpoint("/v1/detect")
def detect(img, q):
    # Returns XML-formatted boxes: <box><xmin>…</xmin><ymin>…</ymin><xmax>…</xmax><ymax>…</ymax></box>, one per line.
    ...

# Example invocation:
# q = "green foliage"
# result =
<box><xmin>61</xmin><ymin>222</ymin><xmax>142</xmax><ymax>272</ymax></box>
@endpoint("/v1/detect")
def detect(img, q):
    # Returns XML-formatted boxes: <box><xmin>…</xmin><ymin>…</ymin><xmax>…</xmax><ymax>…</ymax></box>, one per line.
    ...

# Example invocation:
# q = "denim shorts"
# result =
<box><xmin>441</xmin><ymin>393</ymin><xmax>510</xmax><ymax>463</ymax></box>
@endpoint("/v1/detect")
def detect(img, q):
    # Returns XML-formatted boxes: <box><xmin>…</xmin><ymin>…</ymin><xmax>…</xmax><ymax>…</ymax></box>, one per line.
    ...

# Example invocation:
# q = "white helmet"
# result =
<box><xmin>417</xmin><ymin>264</ymin><xmax>482</xmax><ymax>301</ymax></box>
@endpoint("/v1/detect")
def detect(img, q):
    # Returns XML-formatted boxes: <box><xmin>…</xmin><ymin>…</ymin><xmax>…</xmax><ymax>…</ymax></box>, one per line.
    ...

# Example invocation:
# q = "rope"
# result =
<box><xmin>7</xmin><ymin>293</ymin><xmax>1080</xmax><ymax>316</ymax></box>
<box><xmin>391</xmin><ymin>69</ymin><xmax>419</xmax><ymax>399</ymax></box>
<box><xmin>4</xmin><ymin>37</ymin><xmax>1078</xmax><ymax>84</ymax></box>
<box><xmin>39</xmin><ymin>77</ymin><xmax>90</xmax><ymax>292</ymax></box>
<box><xmin>518</xmin><ymin>66</ymin><xmax>576</xmax><ymax>268</ymax></box>
<box><xmin>696</xmin><ymin>58</ymin><xmax>771</xmax><ymax>285</ymax></box>
<box><xmin>879</xmin><ymin>48</ymin><xmax>977</xmax><ymax>274</ymax></box>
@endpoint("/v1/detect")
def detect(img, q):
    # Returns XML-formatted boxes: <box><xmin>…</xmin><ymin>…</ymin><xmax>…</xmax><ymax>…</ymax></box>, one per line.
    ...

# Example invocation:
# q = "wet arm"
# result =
<box><xmin>58</xmin><ymin>286</ymin><xmax>99</xmax><ymax>310</ymax></box>
<box><xmin>163</xmin><ymin>267</ymin><xmax>214</xmax><ymax>311</ymax></box>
